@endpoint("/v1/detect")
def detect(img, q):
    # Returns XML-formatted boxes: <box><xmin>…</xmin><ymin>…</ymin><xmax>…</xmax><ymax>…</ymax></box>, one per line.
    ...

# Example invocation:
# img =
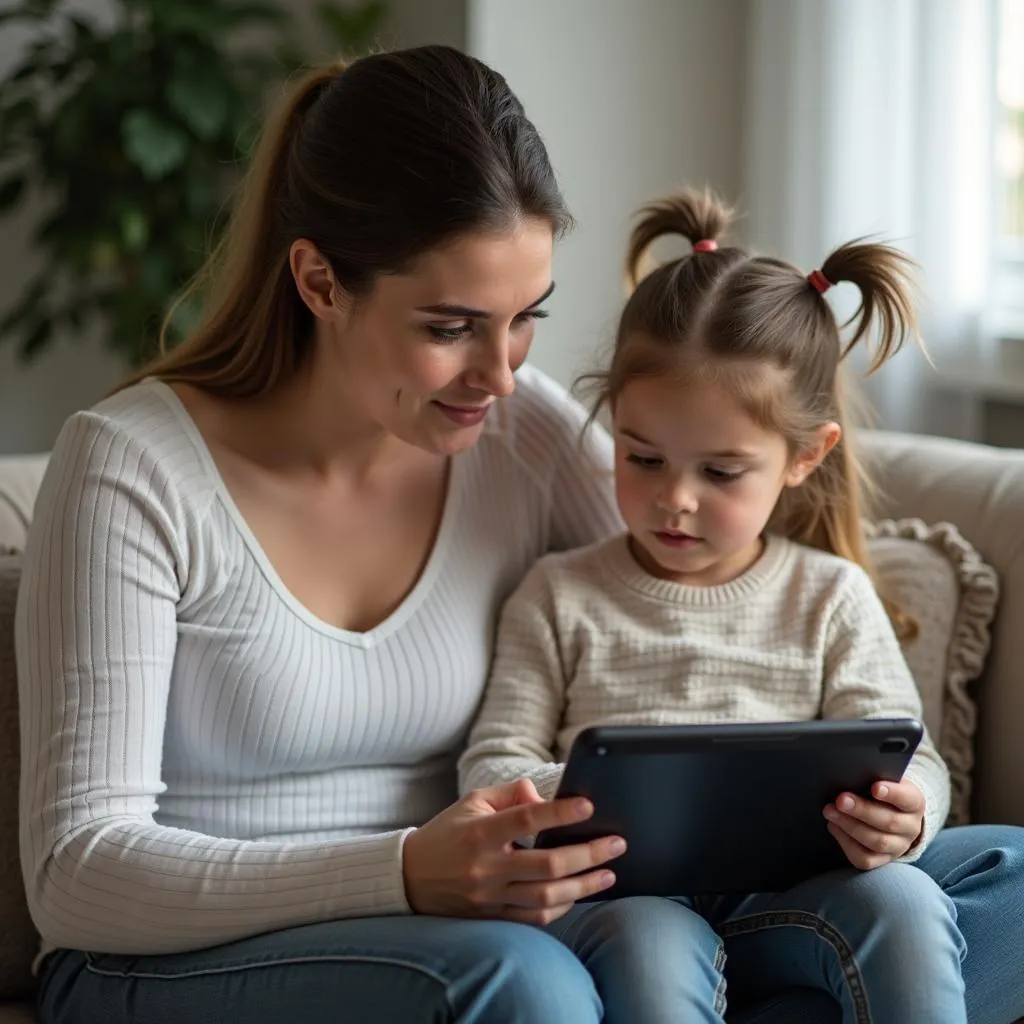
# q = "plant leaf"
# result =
<box><xmin>120</xmin><ymin>207</ymin><xmax>149</xmax><ymax>250</ymax></box>
<box><xmin>122</xmin><ymin>108</ymin><xmax>190</xmax><ymax>180</ymax></box>
<box><xmin>225</xmin><ymin>1</ymin><xmax>289</xmax><ymax>26</ymax></box>
<box><xmin>21</xmin><ymin>317</ymin><xmax>54</xmax><ymax>360</ymax></box>
<box><xmin>0</xmin><ymin>176</ymin><xmax>26</xmax><ymax>212</ymax></box>
<box><xmin>166</xmin><ymin>70</ymin><xmax>229</xmax><ymax>141</ymax></box>
<box><xmin>315</xmin><ymin>0</ymin><xmax>386</xmax><ymax>51</ymax></box>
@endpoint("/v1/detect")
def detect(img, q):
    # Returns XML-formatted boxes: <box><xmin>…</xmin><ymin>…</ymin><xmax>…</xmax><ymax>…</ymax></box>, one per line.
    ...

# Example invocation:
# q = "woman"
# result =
<box><xmin>16</xmin><ymin>45</ymin><xmax>1024</xmax><ymax>1024</ymax></box>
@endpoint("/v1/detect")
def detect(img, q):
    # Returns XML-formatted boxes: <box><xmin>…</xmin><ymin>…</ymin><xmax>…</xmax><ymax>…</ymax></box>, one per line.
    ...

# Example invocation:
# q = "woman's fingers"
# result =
<box><xmin>482</xmin><ymin>793</ymin><xmax>599</xmax><ymax>848</ymax></box>
<box><xmin>502</xmin><ymin>866</ymin><xmax>618</xmax><ymax>911</ymax></box>
<box><xmin>512</xmin><ymin>836</ymin><xmax>627</xmax><ymax>881</ymax></box>
<box><xmin>467</xmin><ymin>778</ymin><xmax>546</xmax><ymax>814</ymax></box>
<box><xmin>500</xmin><ymin>901</ymin><xmax>578</xmax><ymax>927</ymax></box>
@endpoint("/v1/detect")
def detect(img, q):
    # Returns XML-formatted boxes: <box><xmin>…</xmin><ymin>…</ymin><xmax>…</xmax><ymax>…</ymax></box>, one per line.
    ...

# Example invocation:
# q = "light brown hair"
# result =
<box><xmin>583</xmin><ymin>187</ymin><xmax>920</xmax><ymax>635</ymax></box>
<box><xmin>117</xmin><ymin>46</ymin><xmax>571</xmax><ymax>396</ymax></box>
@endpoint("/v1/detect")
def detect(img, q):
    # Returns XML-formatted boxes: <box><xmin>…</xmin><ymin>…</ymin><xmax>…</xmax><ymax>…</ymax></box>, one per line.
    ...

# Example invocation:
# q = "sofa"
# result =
<box><xmin>1</xmin><ymin>431</ymin><xmax>1022</xmax><ymax>1023</ymax></box>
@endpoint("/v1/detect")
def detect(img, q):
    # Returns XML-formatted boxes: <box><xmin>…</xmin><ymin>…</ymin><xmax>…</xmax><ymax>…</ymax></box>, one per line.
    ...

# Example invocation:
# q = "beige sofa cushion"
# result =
<box><xmin>867</xmin><ymin>520</ymin><xmax>999</xmax><ymax>826</ymax></box>
<box><xmin>0</xmin><ymin>457</ymin><xmax>47</xmax><ymax>554</ymax></box>
<box><xmin>861</xmin><ymin>431</ymin><xmax>1024</xmax><ymax>826</ymax></box>
<box><xmin>0</xmin><ymin>556</ymin><xmax>35</xmax><ymax>1001</ymax></box>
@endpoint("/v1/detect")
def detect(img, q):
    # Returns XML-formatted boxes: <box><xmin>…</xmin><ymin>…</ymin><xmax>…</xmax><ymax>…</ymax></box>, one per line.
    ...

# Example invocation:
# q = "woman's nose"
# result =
<box><xmin>468</xmin><ymin>335</ymin><xmax>515</xmax><ymax>397</ymax></box>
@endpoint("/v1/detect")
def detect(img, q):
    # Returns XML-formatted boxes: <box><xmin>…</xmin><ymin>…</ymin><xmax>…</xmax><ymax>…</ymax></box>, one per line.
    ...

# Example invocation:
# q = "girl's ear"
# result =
<box><xmin>784</xmin><ymin>422</ymin><xmax>841</xmax><ymax>488</ymax></box>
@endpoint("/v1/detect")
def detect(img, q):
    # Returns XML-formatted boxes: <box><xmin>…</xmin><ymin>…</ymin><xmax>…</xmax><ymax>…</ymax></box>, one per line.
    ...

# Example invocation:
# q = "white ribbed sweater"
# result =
<box><xmin>458</xmin><ymin>534</ymin><xmax>950</xmax><ymax>860</ymax></box>
<box><xmin>16</xmin><ymin>364</ymin><xmax>622</xmax><ymax>957</ymax></box>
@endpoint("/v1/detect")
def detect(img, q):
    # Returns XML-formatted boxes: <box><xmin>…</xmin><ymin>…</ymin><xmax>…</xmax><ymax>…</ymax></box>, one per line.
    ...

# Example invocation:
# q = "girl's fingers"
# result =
<box><xmin>827</xmin><ymin>821</ymin><xmax>893</xmax><ymax>871</ymax></box>
<box><xmin>825</xmin><ymin>808</ymin><xmax>912</xmax><ymax>858</ymax></box>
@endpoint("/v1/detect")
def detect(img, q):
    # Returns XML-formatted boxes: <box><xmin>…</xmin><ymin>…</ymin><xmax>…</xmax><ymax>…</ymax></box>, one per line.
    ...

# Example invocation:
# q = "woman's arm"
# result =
<box><xmin>458</xmin><ymin>563</ymin><xmax>568</xmax><ymax>801</ymax></box>
<box><xmin>17</xmin><ymin>412</ymin><xmax>412</xmax><ymax>956</ymax></box>
<box><xmin>821</xmin><ymin>566</ymin><xmax>951</xmax><ymax>859</ymax></box>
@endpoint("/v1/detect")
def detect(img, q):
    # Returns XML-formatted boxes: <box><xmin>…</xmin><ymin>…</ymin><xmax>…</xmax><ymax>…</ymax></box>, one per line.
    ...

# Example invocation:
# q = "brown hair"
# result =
<box><xmin>118</xmin><ymin>46</ymin><xmax>571</xmax><ymax>396</ymax></box>
<box><xmin>583</xmin><ymin>186</ymin><xmax>920</xmax><ymax>635</ymax></box>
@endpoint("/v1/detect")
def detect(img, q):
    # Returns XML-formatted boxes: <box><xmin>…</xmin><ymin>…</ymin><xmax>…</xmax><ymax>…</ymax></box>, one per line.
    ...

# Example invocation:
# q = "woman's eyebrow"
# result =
<box><xmin>416</xmin><ymin>282</ymin><xmax>555</xmax><ymax>319</ymax></box>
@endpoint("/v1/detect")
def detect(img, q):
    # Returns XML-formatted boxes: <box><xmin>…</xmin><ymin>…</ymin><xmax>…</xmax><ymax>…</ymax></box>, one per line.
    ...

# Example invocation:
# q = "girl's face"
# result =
<box><xmin>296</xmin><ymin>218</ymin><xmax>555</xmax><ymax>456</ymax></box>
<box><xmin>612</xmin><ymin>372</ymin><xmax>836</xmax><ymax>586</ymax></box>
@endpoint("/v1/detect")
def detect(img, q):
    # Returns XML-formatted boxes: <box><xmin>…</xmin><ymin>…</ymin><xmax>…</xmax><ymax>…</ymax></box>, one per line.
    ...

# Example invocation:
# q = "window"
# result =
<box><xmin>994</xmin><ymin>0</ymin><xmax>1024</xmax><ymax>335</ymax></box>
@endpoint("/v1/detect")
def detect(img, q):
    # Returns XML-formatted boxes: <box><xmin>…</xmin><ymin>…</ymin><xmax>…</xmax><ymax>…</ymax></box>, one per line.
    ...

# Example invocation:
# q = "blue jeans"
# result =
<box><xmin>38</xmin><ymin>826</ymin><xmax>1024</xmax><ymax>1024</ymax></box>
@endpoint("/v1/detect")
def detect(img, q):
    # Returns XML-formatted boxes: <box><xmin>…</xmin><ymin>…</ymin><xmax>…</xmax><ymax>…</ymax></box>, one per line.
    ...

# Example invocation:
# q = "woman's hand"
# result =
<box><xmin>402</xmin><ymin>779</ymin><xmax>626</xmax><ymax>925</ymax></box>
<box><xmin>824</xmin><ymin>779</ymin><xmax>926</xmax><ymax>870</ymax></box>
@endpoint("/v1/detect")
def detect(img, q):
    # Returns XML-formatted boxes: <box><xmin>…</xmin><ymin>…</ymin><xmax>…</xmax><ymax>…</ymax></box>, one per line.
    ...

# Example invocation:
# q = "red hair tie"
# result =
<box><xmin>693</xmin><ymin>239</ymin><xmax>718</xmax><ymax>253</ymax></box>
<box><xmin>808</xmin><ymin>269</ymin><xmax>832</xmax><ymax>294</ymax></box>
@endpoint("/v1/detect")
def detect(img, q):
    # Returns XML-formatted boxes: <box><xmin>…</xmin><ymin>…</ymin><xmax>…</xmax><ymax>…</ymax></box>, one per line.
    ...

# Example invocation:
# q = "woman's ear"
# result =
<box><xmin>784</xmin><ymin>422</ymin><xmax>842</xmax><ymax>488</ymax></box>
<box><xmin>289</xmin><ymin>239</ymin><xmax>349</xmax><ymax>322</ymax></box>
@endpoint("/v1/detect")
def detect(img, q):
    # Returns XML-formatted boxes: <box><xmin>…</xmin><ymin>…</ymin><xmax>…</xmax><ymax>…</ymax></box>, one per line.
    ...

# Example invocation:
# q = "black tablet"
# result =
<box><xmin>535</xmin><ymin>719</ymin><xmax>923</xmax><ymax>896</ymax></box>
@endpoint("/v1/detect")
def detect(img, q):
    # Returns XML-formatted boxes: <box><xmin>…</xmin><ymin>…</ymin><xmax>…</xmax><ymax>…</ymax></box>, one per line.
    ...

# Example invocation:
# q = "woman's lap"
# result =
<box><xmin>38</xmin><ymin>916</ymin><xmax>601</xmax><ymax>1024</ymax></box>
<box><xmin>39</xmin><ymin>824</ymin><xmax>1024</xmax><ymax>1024</ymax></box>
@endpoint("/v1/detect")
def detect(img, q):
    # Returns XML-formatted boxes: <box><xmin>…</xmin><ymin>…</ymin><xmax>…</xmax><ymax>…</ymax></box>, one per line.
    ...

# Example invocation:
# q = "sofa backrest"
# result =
<box><xmin>861</xmin><ymin>431</ymin><xmax>1024</xmax><ymax>826</ymax></box>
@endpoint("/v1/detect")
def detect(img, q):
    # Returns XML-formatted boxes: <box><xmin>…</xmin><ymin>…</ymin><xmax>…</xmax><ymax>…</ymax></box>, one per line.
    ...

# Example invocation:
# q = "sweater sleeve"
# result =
<box><xmin>458</xmin><ymin>562</ymin><xmax>568</xmax><ymax>801</ymax></box>
<box><xmin>821</xmin><ymin>567</ymin><xmax>951</xmax><ymax>860</ymax></box>
<box><xmin>16</xmin><ymin>411</ymin><xmax>411</xmax><ymax>957</ymax></box>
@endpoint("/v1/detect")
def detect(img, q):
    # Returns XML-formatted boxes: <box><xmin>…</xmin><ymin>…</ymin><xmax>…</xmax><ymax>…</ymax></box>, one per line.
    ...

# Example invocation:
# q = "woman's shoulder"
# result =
<box><xmin>51</xmin><ymin>379</ymin><xmax>218</xmax><ymax>516</ymax></box>
<box><xmin>479</xmin><ymin>362</ymin><xmax>610</xmax><ymax>475</ymax></box>
<box><xmin>494</xmin><ymin>362</ymin><xmax>590</xmax><ymax>433</ymax></box>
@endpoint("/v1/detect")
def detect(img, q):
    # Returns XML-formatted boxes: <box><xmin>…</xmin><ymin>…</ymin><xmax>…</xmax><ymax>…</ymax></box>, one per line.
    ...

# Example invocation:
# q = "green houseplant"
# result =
<box><xmin>0</xmin><ymin>0</ymin><xmax>386</xmax><ymax>367</ymax></box>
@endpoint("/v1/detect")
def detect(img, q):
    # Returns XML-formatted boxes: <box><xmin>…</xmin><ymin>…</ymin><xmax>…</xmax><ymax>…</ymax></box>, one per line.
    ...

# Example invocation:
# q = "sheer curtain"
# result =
<box><xmin>743</xmin><ymin>0</ymin><xmax>995</xmax><ymax>434</ymax></box>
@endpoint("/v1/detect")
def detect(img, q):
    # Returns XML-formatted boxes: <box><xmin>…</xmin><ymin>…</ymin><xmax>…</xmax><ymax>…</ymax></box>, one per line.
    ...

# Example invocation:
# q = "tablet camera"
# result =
<box><xmin>594</xmin><ymin>745</ymin><xmax>608</xmax><ymax>757</ymax></box>
<box><xmin>879</xmin><ymin>738</ymin><xmax>910</xmax><ymax>754</ymax></box>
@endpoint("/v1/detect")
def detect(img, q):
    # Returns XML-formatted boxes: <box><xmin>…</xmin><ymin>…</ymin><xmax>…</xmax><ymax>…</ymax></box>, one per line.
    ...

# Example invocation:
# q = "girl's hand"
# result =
<box><xmin>402</xmin><ymin>779</ymin><xmax>626</xmax><ymax>925</ymax></box>
<box><xmin>824</xmin><ymin>779</ymin><xmax>925</xmax><ymax>870</ymax></box>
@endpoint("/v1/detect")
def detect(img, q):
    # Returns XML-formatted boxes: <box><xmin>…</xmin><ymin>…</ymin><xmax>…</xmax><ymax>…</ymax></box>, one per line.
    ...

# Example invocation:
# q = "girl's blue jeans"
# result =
<box><xmin>38</xmin><ymin>825</ymin><xmax>1024</xmax><ymax>1024</ymax></box>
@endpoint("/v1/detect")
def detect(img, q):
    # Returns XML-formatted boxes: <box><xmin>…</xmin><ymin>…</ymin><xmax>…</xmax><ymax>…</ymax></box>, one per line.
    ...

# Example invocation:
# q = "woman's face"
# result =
<box><xmin>301</xmin><ymin>218</ymin><xmax>555</xmax><ymax>456</ymax></box>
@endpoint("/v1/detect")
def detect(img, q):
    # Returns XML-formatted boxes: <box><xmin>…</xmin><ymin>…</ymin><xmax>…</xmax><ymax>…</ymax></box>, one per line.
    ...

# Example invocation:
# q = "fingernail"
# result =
<box><xmin>838</xmin><ymin>796</ymin><xmax>855</xmax><ymax>812</ymax></box>
<box><xmin>574</xmin><ymin>799</ymin><xmax>592</xmax><ymax>817</ymax></box>
<box><xmin>824</xmin><ymin>808</ymin><xmax>838</xmax><ymax>821</ymax></box>
<box><xmin>609</xmin><ymin>838</ymin><xmax>627</xmax><ymax>855</ymax></box>
<box><xmin>877</xmin><ymin>785</ymin><xmax>889</xmax><ymax>799</ymax></box>
<box><xmin>600</xmin><ymin>871</ymin><xmax>616</xmax><ymax>889</ymax></box>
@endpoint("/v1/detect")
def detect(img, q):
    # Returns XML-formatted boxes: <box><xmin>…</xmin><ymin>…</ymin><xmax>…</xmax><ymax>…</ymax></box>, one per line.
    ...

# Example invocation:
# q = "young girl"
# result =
<box><xmin>459</xmin><ymin>189</ymin><xmax>968</xmax><ymax>1023</ymax></box>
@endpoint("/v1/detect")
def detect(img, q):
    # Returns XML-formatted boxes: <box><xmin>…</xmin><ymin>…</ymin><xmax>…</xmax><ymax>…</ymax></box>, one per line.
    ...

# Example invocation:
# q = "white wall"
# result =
<box><xmin>469</xmin><ymin>0</ymin><xmax>747</xmax><ymax>391</ymax></box>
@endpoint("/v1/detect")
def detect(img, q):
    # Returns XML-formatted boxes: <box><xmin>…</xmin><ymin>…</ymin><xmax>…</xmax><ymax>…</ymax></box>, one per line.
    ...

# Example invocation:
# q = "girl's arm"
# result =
<box><xmin>458</xmin><ymin>562</ymin><xmax>569</xmax><ymax>800</ymax></box>
<box><xmin>821</xmin><ymin>566</ymin><xmax>951</xmax><ymax>859</ymax></box>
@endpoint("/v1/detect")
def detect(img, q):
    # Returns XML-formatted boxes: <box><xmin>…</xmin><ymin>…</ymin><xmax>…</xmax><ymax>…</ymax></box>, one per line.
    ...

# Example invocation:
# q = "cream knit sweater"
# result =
<box><xmin>458</xmin><ymin>533</ymin><xmax>950</xmax><ymax>859</ymax></box>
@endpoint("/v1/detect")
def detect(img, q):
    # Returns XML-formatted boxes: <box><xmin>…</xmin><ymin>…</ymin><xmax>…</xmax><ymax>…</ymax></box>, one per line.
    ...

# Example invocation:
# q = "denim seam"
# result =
<box><xmin>713</xmin><ymin>940</ymin><xmax>728</xmax><ymax>1017</ymax></box>
<box><xmin>718</xmin><ymin>910</ymin><xmax>871</xmax><ymax>1024</ymax></box>
<box><xmin>83</xmin><ymin>951</ymin><xmax>451</xmax><ymax>991</ymax></box>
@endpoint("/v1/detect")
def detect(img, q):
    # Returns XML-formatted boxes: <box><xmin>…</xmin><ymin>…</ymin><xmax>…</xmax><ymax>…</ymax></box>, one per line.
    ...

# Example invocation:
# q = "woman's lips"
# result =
<box><xmin>434</xmin><ymin>401</ymin><xmax>492</xmax><ymax>426</ymax></box>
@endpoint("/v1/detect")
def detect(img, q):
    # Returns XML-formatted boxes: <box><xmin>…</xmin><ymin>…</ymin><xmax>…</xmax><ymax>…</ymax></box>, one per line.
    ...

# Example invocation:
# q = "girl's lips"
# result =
<box><xmin>434</xmin><ymin>401</ymin><xmax>492</xmax><ymax>426</ymax></box>
<box><xmin>654</xmin><ymin>531</ymin><xmax>701</xmax><ymax>549</ymax></box>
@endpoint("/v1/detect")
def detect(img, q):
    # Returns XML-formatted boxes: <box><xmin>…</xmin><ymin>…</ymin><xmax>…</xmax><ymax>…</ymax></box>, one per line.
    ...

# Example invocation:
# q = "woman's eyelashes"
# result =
<box><xmin>426</xmin><ymin>309</ymin><xmax>548</xmax><ymax>343</ymax></box>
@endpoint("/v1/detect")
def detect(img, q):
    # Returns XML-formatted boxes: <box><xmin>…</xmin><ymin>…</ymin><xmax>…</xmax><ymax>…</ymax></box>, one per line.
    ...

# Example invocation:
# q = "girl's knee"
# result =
<box><xmin>569</xmin><ymin>896</ymin><xmax>721</xmax><ymax>964</ymax></box>
<box><xmin>827</xmin><ymin>864</ymin><xmax>962</xmax><ymax>955</ymax></box>
<box><xmin>462</xmin><ymin>921</ymin><xmax>601</xmax><ymax>1023</ymax></box>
